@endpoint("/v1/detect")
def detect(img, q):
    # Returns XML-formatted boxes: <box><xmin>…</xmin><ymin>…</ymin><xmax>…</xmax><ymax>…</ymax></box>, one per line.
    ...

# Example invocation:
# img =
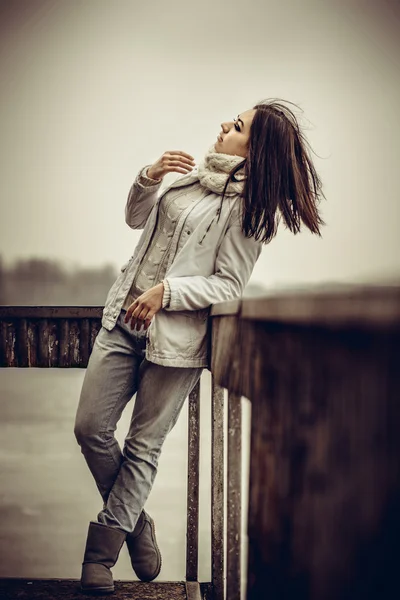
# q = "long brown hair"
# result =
<box><xmin>217</xmin><ymin>98</ymin><xmax>326</xmax><ymax>243</ymax></box>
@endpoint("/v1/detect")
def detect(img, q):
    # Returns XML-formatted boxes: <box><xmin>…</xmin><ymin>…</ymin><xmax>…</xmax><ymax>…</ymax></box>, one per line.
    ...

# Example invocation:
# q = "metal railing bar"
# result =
<box><xmin>211</xmin><ymin>377</ymin><xmax>225</xmax><ymax>600</ymax></box>
<box><xmin>186</xmin><ymin>379</ymin><xmax>201</xmax><ymax>581</ymax></box>
<box><xmin>226</xmin><ymin>392</ymin><xmax>242</xmax><ymax>600</ymax></box>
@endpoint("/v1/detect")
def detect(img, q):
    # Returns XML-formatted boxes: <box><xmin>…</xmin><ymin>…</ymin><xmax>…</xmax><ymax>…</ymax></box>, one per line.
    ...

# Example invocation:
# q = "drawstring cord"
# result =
<box><xmin>199</xmin><ymin>174</ymin><xmax>244</xmax><ymax>244</ymax></box>
<box><xmin>199</xmin><ymin>202</ymin><xmax>223</xmax><ymax>245</ymax></box>
<box><xmin>197</xmin><ymin>152</ymin><xmax>245</xmax><ymax>244</ymax></box>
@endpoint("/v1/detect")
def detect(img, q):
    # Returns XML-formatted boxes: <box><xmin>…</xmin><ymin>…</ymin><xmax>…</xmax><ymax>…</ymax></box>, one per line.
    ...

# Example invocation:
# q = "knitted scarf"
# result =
<box><xmin>197</xmin><ymin>143</ymin><xmax>246</xmax><ymax>196</ymax></box>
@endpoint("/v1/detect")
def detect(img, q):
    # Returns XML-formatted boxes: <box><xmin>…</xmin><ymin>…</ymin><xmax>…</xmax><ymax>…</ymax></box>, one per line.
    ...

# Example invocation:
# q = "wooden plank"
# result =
<box><xmin>211</xmin><ymin>377</ymin><xmax>225</xmax><ymax>600</ymax></box>
<box><xmin>27</xmin><ymin>319</ymin><xmax>39</xmax><ymax>367</ymax></box>
<box><xmin>69</xmin><ymin>319</ymin><xmax>81</xmax><ymax>367</ymax></box>
<box><xmin>210</xmin><ymin>316</ymin><xmax>240</xmax><ymax>388</ymax></box>
<box><xmin>245</xmin><ymin>322</ymin><xmax>400</xmax><ymax>599</ymax></box>
<box><xmin>0</xmin><ymin>578</ymin><xmax>189</xmax><ymax>599</ymax></box>
<box><xmin>48</xmin><ymin>320</ymin><xmax>59</xmax><ymax>367</ymax></box>
<box><xmin>16</xmin><ymin>318</ymin><xmax>28</xmax><ymax>367</ymax></box>
<box><xmin>0</xmin><ymin>320</ymin><xmax>7</xmax><ymax>367</ymax></box>
<box><xmin>59</xmin><ymin>319</ymin><xmax>70</xmax><ymax>367</ymax></box>
<box><xmin>240</xmin><ymin>285</ymin><xmax>400</xmax><ymax>329</ymax></box>
<box><xmin>79</xmin><ymin>318</ymin><xmax>90</xmax><ymax>366</ymax></box>
<box><xmin>0</xmin><ymin>315</ymin><xmax>101</xmax><ymax>368</ymax></box>
<box><xmin>38</xmin><ymin>318</ymin><xmax>50</xmax><ymax>367</ymax></box>
<box><xmin>209</xmin><ymin>285</ymin><xmax>400</xmax><ymax>328</ymax></box>
<box><xmin>238</xmin><ymin>319</ymin><xmax>260</xmax><ymax>401</ymax></box>
<box><xmin>186</xmin><ymin>379</ymin><xmax>201</xmax><ymax>581</ymax></box>
<box><xmin>0</xmin><ymin>306</ymin><xmax>104</xmax><ymax>319</ymax></box>
<box><xmin>210</xmin><ymin>298</ymin><xmax>241</xmax><ymax>317</ymax></box>
<box><xmin>227</xmin><ymin>392</ymin><xmax>242</xmax><ymax>600</ymax></box>
<box><xmin>2</xmin><ymin>320</ymin><xmax>17</xmax><ymax>367</ymax></box>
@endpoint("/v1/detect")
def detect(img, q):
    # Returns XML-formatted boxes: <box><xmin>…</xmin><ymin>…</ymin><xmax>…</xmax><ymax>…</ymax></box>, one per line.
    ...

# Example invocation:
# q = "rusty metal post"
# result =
<box><xmin>186</xmin><ymin>378</ymin><xmax>201</xmax><ymax>581</ymax></box>
<box><xmin>227</xmin><ymin>392</ymin><xmax>242</xmax><ymax>600</ymax></box>
<box><xmin>211</xmin><ymin>377</ymin><xmax>225</xmax><ymax>600</ymax></box>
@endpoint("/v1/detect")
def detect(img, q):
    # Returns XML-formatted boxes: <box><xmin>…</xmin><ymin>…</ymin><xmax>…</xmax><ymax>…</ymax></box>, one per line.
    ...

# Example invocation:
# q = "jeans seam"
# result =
<box><xmin>159</xmin><ymin>369</ymin><xmax>202</xmax><ymax>442</ymax></box>
<box><xmin>99</xmin><ymin>377</ymin><xmax>132</xmax><ymax>470</ymax></box>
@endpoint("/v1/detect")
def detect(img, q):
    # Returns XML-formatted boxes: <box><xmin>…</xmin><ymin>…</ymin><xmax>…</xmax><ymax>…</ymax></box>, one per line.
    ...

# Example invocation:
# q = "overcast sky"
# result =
<box><xmin>0</xmin><ymin>0</ymin><xmax>399</xmax><ymax>290</ymax></box>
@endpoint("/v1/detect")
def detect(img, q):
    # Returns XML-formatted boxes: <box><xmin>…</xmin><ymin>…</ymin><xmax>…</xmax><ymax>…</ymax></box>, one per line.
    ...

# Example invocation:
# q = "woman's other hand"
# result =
<box><xmin>147</xmin><ymin>150</ymin><xmax>196</xmax><ymax>181</ymax></box>
<box><xmin>124</xmin><ymin>283</ymin><xmax>165</xmax><ymax>331</ymax></box>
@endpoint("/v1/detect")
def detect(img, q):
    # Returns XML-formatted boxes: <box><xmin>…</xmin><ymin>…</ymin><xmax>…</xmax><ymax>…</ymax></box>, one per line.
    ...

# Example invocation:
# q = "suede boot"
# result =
<box><xmin>80</xmin><ymin>521</ymin><xmax>127</xmax><ymax>595</ymax></box>
<box><xmin>125</xmin><ymin>510</ymin><xmax>162</xmax><ymax>581</ymax></box>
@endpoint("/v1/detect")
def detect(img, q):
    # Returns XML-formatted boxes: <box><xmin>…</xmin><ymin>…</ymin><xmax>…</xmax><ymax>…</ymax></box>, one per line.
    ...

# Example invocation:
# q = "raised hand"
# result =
<box><xmin>147</xmin><ymin>150</ymin><xmax>196</xmax><ymax>181</ymax></box>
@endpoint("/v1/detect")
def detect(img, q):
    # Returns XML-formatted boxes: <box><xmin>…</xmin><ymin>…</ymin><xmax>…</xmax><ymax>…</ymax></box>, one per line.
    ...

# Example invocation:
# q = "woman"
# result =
<box><xmin>74</xmin><ymin>98</ymin><xmax>325</xmax><ymax>594</ymax></box>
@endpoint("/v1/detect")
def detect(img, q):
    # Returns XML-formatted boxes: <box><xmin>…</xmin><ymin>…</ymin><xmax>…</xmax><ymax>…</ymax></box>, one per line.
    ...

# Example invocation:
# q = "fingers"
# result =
<box><xmin>163</xmin><ymin>152</ymin><xmax>196</xmax><ymax>174</ymax></box>
<box><xmin>143</xmin><ymin>312</ymin><xmax>154</xmax><ymax>330</ymax></box>
<box><xmin>149</xmin><ymin>151</ymin><xmax>196</xmax><ymax>180</ymax></box>
<box><xmin>131</xmin><ymin>312</ymin><xmax>153</xmax><ymax>331</ymax></box>
<box><xmin>165</xmin><ymin>161</ymin><xmax>196</xmax><ymax>175</ymax></box>
<box><xmin>166</xmin><ymin>164</ymin><xmax>195</xmax><ymax>174</ymax></box>
<box><xmin>166</xmin><ymin>151</ymin><xmax>196</xmax><ymax>163</ymax></box>
<box><xmin>166</xmin><ymin>156</ymin><xmax>195</xmax><ymax>168</ymax></box>
<box><xmin>124</xmin><ymin>302</ymin><xmax>151</xmax><ymax>331</ymax></box>
<box><xmin>132</xmin><ymin>306</ymin><xmax>149</xmax><ymax>331</ymax></box>
<box><xmin>168</xmin><ymin>158</ymin><xmax>195</xmax><ymax>168</ymax></box>
<box><xmin>123</xmin><ymin>307</ymin><xmax>132</xmax><ymax>323</ymax></box>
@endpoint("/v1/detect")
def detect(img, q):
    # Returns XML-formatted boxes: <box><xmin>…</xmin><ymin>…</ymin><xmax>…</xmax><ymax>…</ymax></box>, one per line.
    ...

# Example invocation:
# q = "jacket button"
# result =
<box><xmin>186</xmin><ymin>230</ymin><xmax>191</xmax><ymax>235</ymax></box>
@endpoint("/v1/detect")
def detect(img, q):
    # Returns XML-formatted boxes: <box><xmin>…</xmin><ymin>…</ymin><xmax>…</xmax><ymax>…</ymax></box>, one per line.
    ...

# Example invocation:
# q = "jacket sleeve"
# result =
<box><xmin>162</xmin><ymin>278</ymin><xmax>172</xmax><ymax>308</ymax></box>
<box><xmin>125</xmin><ymin>165</ymin><xmax>163</xmax><ymax>230</ymax></box>
<box><xmin>164</xmin><ymin>222</ymin><xmax>263</xmax><ymax>312</ymax></box>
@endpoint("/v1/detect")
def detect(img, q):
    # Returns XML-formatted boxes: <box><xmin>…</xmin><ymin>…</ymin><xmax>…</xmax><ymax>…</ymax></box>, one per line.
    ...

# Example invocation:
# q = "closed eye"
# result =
<box><xmin>233</xmin><ymin>118</ymin><xmax>241</xmax><ymax>132</ymax></box>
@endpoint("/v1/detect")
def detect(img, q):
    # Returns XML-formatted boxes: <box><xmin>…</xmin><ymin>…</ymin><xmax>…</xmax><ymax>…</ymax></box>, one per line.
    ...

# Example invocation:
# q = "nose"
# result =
<box><xmin>220</xmin><ymin>121</ymin><xmax>231</xmax><ymax>133</ymax></box>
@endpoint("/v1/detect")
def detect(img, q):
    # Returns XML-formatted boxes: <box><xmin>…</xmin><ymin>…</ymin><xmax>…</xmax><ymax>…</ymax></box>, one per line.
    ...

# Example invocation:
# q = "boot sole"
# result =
<box><xmin>80</xmin><ymin>584</ymin><xmax>114</xmax><ymax>595</ymax></box>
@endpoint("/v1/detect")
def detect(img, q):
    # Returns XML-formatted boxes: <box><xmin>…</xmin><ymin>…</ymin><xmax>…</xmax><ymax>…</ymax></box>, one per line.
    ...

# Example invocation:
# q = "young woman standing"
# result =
<box><xmin>74</xmin><ymin>99</ymin><xmax>325</xmax><ymax>594</ymax></box>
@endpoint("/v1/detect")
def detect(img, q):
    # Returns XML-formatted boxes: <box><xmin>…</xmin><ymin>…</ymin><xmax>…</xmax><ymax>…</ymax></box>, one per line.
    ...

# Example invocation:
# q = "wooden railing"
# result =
<box><xmin>1</xmin><ymin>283</ymin><xmax>399</xmax><ymax>599</ymax></box>
<box><xmin>209</xmin><ymin>283</ymin><xmax>400</xmax><ymax>600</ymax></box>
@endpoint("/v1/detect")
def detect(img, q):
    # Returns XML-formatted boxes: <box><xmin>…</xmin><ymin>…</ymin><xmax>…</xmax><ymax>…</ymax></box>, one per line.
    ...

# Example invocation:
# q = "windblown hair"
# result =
<box><xmin>218</xmin><ymin>98</ymin><xmax>326</xmax><ymax>243</ymax></box>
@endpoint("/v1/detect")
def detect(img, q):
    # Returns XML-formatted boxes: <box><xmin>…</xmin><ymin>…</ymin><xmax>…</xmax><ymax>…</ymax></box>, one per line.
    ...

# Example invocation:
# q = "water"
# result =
<box><xmin>0</xmin><ymin>368</ymin><xmax>250</xmax><ymax>585</ymax></box>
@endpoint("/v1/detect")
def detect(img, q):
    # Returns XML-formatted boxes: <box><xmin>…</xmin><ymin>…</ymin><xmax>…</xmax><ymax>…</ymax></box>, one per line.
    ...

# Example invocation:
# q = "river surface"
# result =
<box><xmin>0</xmin><ymin>368</ymin><xmax>250</xmax><ymax>587</ymax></box>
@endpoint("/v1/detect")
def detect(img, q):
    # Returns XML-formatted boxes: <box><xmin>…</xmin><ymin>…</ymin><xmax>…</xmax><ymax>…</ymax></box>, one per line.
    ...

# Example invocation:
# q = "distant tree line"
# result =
<box><xmin>0</xmin><ymin>255</ymin><xmax>118</xmax><ymax>305</ymax></box>
<box><xmin>0</xmin><ymin>254</ymin><xmax>267</xmax><ymax>306</ymax></box>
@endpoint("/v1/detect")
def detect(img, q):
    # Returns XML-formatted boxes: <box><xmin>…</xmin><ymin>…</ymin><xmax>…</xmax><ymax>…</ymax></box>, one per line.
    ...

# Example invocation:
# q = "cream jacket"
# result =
<box><xmin>101</xmin><ymin>165</ymin><xmax>263</xmax><ymax>368</ymax></box>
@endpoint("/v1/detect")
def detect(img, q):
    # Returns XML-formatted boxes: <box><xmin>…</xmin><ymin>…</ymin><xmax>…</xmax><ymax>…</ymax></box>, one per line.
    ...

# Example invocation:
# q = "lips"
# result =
<box><xmin>217</xmin><ymin>134</ymin><xmax>223</xmax><ymax>142</ymax></box>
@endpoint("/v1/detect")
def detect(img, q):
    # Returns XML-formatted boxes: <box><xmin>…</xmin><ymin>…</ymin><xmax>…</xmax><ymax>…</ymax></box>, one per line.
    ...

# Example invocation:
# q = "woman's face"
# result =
<box><xmin>215</xmin><ymin>109</ymin><xmax>256</xmax><ymax>157</ymax></box>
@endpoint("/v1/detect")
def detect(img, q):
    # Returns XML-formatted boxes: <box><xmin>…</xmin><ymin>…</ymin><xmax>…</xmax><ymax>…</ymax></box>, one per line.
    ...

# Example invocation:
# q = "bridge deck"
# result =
<box><xmin>0</xmin><ymin>578</ymin><xmax>211</xmax><ymax>599</ymax></box>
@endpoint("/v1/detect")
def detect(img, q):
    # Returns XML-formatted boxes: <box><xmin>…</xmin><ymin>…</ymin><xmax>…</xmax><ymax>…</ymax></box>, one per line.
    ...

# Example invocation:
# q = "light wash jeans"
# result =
<box><xmin>74</xmin><ymin>308</ymin><xmax>203</xmax><ymax>533</ymax></box>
